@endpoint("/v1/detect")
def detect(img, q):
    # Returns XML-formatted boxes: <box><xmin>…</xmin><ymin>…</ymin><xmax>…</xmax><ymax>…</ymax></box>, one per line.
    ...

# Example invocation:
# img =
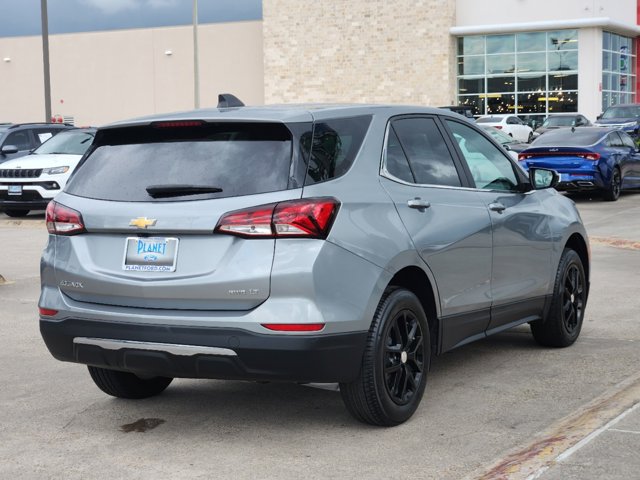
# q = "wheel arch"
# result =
<box><xmin>387</xmin><ymin>266</ymin><xmax>440</xmax><ymax>355</ymax></box>
<box><xmin>564</xmin><ymin>232</ymin><xmax>590</xmax><ymax>287</ymax></box>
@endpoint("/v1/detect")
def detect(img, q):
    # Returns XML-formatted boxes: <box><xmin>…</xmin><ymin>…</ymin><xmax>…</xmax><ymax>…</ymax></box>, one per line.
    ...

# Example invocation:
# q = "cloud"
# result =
<box><xmin>84</xmin><ymin>0</ymin><xmax>179</xmax><ymax>15</ymax></box>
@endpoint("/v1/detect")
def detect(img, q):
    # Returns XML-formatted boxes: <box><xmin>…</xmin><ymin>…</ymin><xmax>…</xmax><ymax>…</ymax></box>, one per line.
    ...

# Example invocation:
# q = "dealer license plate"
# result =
<box><xmin>123</xmin><ymin>237</ymin><xmax>179</xmax><ymax>272</ymax></box>
<box><xmin>7</xmin><ymin>185</ymin><xmax>22</xmax><ymax>196</ymax></box>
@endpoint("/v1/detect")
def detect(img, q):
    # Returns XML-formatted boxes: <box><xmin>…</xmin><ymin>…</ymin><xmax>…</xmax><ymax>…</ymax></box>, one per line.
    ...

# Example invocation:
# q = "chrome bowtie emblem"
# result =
<box><xmin>129</xmin><ymin>217</ymin><xmax>157</xmax><ymax>229</ymax></box>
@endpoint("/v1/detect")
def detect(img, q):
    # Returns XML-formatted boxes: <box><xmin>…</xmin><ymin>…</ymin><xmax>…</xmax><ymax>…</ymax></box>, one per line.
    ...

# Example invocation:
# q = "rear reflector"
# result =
<box><xmin>215</xmin><ymin>197</ymin><xmax>339</xmax><ymax>239</ymax></box>
<box><xmin>151</xmin><ymin>120</ymin><xmax>204</xmax><ymax>128</ymax></box>
<box><xmin>39</xmin><ymin>307</ymin><xmax>58</xmax><ymax>317</ymax></box>
<box><xmin>262</xmin><ymin>323</ymin><xmax>325</xmax><ymax>332</ymax></box>
<box><xmin>46</xmin><ymin>201</ymin><xmax>85</xmax><ymax>235</ymax></box>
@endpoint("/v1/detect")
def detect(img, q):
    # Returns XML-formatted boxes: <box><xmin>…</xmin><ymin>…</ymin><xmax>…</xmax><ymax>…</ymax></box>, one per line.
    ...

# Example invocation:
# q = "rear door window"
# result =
<box><xmin>391</xmin><ymin>117</ymin><xmax>462</xmax><ymax>186</ymax></box>
<box><xmin>3</xmin><ymin>130</ymin><xmax>32</xmax><ymax>150</ymax></box>
<box><xmin>66</xmin><ymin>122</ymin><xmax>296</xmax><ymax>202</ymax></box>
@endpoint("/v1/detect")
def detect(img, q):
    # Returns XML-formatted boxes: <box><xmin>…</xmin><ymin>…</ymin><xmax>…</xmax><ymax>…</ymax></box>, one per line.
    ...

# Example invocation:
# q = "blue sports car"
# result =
<box><xmin>518</xmin><ymin>127</ymin><xmax>640</xmax><ymax>201</ymax></box>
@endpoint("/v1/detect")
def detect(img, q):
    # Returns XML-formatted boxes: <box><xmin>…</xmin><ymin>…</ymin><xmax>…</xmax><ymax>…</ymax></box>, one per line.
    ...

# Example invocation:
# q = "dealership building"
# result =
<box><xmin>2</xmin><ymin>0</ymin><xmax>640</xmax><ymax>126</ymax></box>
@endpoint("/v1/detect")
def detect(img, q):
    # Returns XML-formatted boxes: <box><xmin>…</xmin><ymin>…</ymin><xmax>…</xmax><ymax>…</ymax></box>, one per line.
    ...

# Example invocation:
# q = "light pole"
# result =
<box><xmin>193</xmin><ymin>0</ymin><xmax>200</xmax><ymax>108</ymax></box>
<box><xmin>41</xmin><ymin>0</ymin><xmax>52</xmax><ymax>122</ymax></box>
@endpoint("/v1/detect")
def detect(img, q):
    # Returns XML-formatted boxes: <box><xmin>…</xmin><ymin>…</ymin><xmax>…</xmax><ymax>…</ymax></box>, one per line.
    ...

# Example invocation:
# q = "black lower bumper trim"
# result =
<box><xmin>40</xmin><ymin>319</ymin><xmax>368</xmax><ymax>383</ymax></box>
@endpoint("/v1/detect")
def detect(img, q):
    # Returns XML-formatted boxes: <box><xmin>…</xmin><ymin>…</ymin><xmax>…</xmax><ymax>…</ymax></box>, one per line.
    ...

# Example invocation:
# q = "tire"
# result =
<box><xmin>530</xmin><ymin>249</ymin><xmax>587</xmax><ymax>348</ymax></box>
<box><xmin>602</xmin><ymin>167</ymin><xmax>622</xmax><ymax>201</ymax></box>
<box><xmin>88</xmin><ymin>366</ymin><xmax>173</xmax><ymax>399</ymax></box>
<box><xmin>3</xmin><ymin>209</ymin><xmax>30</xmax><ymax>217</ymax></box>
<box><xmin>340</xmin><ymin>287</ymin><xmax>430</xmax><ymax>426</ymax></box>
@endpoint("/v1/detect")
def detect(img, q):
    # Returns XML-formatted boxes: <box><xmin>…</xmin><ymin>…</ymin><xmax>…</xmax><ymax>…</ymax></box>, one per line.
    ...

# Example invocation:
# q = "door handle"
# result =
<box><xmin>407</xmin><ymin>198</ymin><xmax>431</xmax><ymax>210</ymax></box>
<box><xmin>489</xmin><ymin>202</ymin><xmax>506</xmax><ymax>213</ymax></box>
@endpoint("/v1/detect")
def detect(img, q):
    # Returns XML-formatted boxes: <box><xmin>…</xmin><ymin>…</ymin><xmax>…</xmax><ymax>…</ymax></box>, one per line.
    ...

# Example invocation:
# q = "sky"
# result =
<box><xmin>0</xmin><ymin>0</ymin><xmax>262</xmax><ymax>37</ymax></box>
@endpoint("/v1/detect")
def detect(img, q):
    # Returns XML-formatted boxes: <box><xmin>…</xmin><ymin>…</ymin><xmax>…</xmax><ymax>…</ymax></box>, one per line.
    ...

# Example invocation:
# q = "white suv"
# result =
<box><xmin>0</xmin><ymin>128</ymin><xmax>95</xmax><ymax>217</ymax></box>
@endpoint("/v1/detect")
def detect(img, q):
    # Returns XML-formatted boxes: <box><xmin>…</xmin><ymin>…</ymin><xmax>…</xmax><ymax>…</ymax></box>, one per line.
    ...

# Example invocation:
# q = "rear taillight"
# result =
<box><xmin>494</xmin><ymin>126</ymin><xmax>503</xmax><ymax>129</ymax></box>
<box><xmin>215</xmin><ymin>198</ymin><xmax>339</xmax><ymax>239</ymax></box>
<box><xmin>518</xmin><ymin>153</ymin><xmax>530</xmax><ymax>161</ymax></box>
<box><xmin>579</xmin><ymin>153</ymin><xmax>600</xmax><ymax>161</ymax></box>
<box><xmin>46</xmin><ymin>201</ymin><xmax>85</xmax><ymax>235</ymax></box>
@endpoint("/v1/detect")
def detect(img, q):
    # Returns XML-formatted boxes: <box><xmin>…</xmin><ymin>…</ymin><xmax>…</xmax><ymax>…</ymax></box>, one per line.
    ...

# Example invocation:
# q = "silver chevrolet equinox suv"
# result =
<box><xmin>40</xmin><ymin>98</ymin><xmax>590</xmax><ymax>426</ymax></box>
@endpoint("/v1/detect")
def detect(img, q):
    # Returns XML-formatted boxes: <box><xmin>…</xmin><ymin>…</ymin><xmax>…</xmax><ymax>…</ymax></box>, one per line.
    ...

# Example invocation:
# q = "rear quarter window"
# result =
<box><xmin>304</xmin><ymin>115</ymin><xmax>372</xmax><ymax>185</ymax></box>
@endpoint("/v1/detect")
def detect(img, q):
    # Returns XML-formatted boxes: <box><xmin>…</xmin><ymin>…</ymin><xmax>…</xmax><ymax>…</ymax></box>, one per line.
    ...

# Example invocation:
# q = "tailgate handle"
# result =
<box><xmin>407</xmin><ymin>198</ymin><xmax>431</xmax><ymax>210</ymax></box>
<box><xmin>489</xmin><ymin>202</ymin><xmax>506</xmax><ymax>213</ymax></box>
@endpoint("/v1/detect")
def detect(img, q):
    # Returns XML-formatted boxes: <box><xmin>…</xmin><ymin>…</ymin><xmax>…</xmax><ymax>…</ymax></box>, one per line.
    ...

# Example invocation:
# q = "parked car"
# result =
<box><xmin>518</xmin><ymin>127</ymin><xmax>640</xmax><ymax>201</ymax></box>
<box><xmin>479</xmin><ymin>125</ymin><xmax>529</xmax><ymax>160</ymax></box>
<box><xmin>532</xmin><ymin>113</ymin><xmax>592</xmax><ymax>139</ymax></box>
<box><xmin>39</xmin><ymin>101</ymin><xmax>590</xmax><ymax>426</ymax></box>
<box><xmin>0</xmin><ymin>123</ymin><xmax>74</xmax><ymax>163</ymax></box>
<box><xmin>439</xmin><ymin>105</ymin><xmax>475</xmax><ymax>120</ymax></box>
<box><xmin>594</xmin><ymin>104</ymin><xmax>640</xmax><ymax>138</ymax></box>
<box><xmin>0</xmin><ymin>128</ymin><xmax>95</xmax><ymax>217</ymax></box>
<box><xmin>476</xmin><ymin>115</ymin><xmax>533</xmax><ymax>143</ymax></box>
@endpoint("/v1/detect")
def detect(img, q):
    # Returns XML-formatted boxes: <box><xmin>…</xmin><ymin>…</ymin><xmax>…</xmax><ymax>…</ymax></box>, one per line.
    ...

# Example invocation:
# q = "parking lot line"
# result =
<box><xmin>467</xmin><ymin>370</ymin><xmax>640</xmax><ymax>480</ymax></box>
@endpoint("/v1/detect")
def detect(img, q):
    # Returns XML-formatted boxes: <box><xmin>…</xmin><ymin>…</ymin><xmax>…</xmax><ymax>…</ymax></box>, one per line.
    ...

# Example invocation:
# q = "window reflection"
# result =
<box><xmin>487</xmin><ymin>76</ymin><xmax>515</xmax><ymax>93</ymax></box>
<box><xmin>487</xmin><ymin>35</ymin><xmax>515</xmax><ymax>54</ymax></box>
<box><xmin>517</xmin><ymin>53</ymin><xmax>546</xmax><ymax>72</ymax></box>
<box><xmin>602</xmin><ymin>31</ymin><xmax>636</xmax><ymax>110</ymax></box>
<box><xmin>517</xmin><ymin>32</ymin><xmax>546</xmax><ymax>52</ymax></box>
<box><xmin>458</xmin><ymin>56</ymin><xmax>484</xmax><ymax>75</ymax></box>
<box><xmin>487</xmin><ymin>55</ymin><xmax>515</xmax><ymax>74</ymax></box>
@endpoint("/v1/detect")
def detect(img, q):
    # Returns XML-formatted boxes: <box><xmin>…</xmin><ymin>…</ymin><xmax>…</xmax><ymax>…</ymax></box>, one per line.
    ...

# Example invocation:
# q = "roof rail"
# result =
<box><xmin>217</xmin><ymin>94</ymin><xmax>245</xmax><ymax>108</ymax></box>
<box><xmin>8</xmin><ymin>122</ymin><xmax>74</xmax><ymax>129</ymax></box>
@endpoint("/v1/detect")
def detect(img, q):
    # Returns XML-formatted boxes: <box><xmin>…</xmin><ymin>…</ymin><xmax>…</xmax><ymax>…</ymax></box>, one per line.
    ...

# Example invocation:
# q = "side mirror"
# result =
<box><xmin>596</xmin><ymin>113</ymin><xmax>603</xmax><ymax>120</ymax></box>
<box><xmin>1</xmin><ymin>144</ymin><xmax>19</xmax><ymax>155</ymax></box>
<box><xmin>503</xmin><ymin>144</ymin><xmax>512</xmax><ymax>151</ymax></box>
<box><xmin>529</xmin><ymin>167</ymin><xmax>559</xmax><ymax>190</ymax></box>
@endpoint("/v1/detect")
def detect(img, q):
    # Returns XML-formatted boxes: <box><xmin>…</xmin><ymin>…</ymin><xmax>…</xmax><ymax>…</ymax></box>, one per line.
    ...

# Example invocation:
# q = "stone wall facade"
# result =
<box><xmin>263</xmin><ymin>0</ymin><xmax>457</xmax><ymax>106</ymax></box>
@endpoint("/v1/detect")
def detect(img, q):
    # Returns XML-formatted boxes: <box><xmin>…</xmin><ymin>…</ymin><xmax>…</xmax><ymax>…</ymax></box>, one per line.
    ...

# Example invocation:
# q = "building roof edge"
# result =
<box><xmin>451</xmin><ymin>17</ymin><xmax>640</xmax><ymax>37</ymax></box>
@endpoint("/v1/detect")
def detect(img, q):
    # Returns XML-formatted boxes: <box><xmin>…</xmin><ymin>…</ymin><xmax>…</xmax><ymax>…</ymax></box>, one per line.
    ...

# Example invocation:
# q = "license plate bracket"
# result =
<box><xmin>7</xmin><ymin>185</ymin><xmax>22</xmax><ymax>196</ymax></box>
<box><xmin>123</xmin><ymin>237</ymin><xmax>179</xmax><ymax>272</ymax></box>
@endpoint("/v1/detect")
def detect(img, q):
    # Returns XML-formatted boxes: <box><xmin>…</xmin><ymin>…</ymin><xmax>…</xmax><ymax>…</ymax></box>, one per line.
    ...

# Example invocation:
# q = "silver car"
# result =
<box><xmin>39</xmin><ymin>101</ymin><xmax>590</xmax><ymax>426</ymax></box>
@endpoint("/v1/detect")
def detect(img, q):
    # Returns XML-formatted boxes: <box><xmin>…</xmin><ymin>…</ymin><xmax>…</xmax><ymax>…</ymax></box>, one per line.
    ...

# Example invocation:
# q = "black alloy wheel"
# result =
<box><xmin>560</xmin><ymin>263</ymin><xmax>585</xmax><ymax>335</ymax></box>
<box><xmin>531</xmin><ymin>248</ymin><xmax>587</xmax><ymax>347</ymax></box>
<box><xmin>340</xmin><ymin>287</ymin><xmax>430</xmax><ymax>426</ymax></box>
<box><xmin>383</xmin><ymin>309</ymin><xmax>425</xmax><ymax>405</ymax></box>
<box><xmin>603</xmin><ymin>168</ymin><xmax>621</xmax><ymax>201</ymax></box>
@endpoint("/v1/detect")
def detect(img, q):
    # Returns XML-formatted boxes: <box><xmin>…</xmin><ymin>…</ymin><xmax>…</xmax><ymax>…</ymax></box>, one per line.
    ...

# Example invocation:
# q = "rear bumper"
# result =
<box><xmin>0</xmin><ymin>199</ymin><xmax>50</xmax><ymax>210</ymax></box>
<box><xmin>40</xmin><ymin>318</ymin><xmax>368</xmax><ymax>383</ymax></box>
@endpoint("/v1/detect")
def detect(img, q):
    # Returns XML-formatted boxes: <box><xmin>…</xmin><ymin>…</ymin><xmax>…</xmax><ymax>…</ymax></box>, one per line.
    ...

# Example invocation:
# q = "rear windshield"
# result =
<box><xmin>542</xmin><ymin>116</ymin><xmax>575</xmax><ymax>127</ymax></box>
<box><xmin>531</xmin><ymin>129</ymin><xmax>605</xmax><ymax>146</ymax></box>
<box><xmin>34</xmin><ymin>130</ymin><xmax>95</xmax><ymax>155</ymax></box>
<box><xmin>476</xmin><ymin>117</ymin><xmax>501</xmax><ymax>124</ymax></box>
<box><xmin>65</xmin><ymin>123</ymin><xmax>296</xmax><ymax>202</ymax></box>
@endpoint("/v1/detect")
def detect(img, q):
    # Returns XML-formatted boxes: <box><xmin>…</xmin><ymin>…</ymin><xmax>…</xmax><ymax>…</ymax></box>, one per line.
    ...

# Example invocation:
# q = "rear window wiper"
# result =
<box><xmin>145</xmin><ymin>184</ymin><xmax>223</xmax><ymax>198</ymax></box>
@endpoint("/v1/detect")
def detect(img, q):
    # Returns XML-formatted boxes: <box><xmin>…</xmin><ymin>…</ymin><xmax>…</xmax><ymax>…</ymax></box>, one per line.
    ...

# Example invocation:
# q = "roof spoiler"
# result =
<box><xmin>217</xmin><ymin>94</ymin><xmax>245</xmax><ymax>108</ymax></box>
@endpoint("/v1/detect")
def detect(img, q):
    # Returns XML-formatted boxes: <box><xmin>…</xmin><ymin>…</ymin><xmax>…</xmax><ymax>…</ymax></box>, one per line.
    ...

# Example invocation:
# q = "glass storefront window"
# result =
<box><xmin>458</xmin><ymin>95</ymin><xmax>485</xmax><ymax>116</ymax></box>
<box><xmin>517</xmin><ymin>52</ymin><xmax>546</xmax><ymax>72</ymax></box>
<box><xmin>458</xmin><ymin>77</ymin><xmax>484</xmax><ymax>95</ymax></box>
<box><xmin>602</xmin><ymin>31</ymin><xmax>636</xmax><ymax>111</ymax></box>
<box><xmin>456</xmin><ymin>29</ymin><xmax>579</xmax><ymax>117</ymax></box>
<box><xmin>487</xmin><ymin>34</ymin><xmax>515</xmax><ymax>54</ymax></box>
<box><xmin>518</xmin><ymin>74</ymin><xmax>546</xmax><ymax>92</ymax></box>
<box><xmin>548</xmin><ymin>30</ymin><xmax>578</xmax><ymax>50</ymax></box>
<box><xmin>549</xmin><ymin>73</ymin><xmax>577</xmax><ymax>91</ymax></box>
<box><xmin>487</xmin><ymin>76</ymin><xmax>515</xmax><ymax>93</ymax></box>
<box><xmin>486</xmin><ymin>93</ymin><xmax>515</xmax><ymax>114</ymax></box>
<box><xmin>458</xmin><ymin>36</ymin><xmax>484</xmax><ymax>55</ymax></box>
<box><xmin>487</xmin><ymin>55</ymin><xmax>515</xmax><ymax>74</ymax></box>
<box><xmin>517</xmin><ymin>32</ymin><xmax>546</xmax><ymax>52</ymax></box>
<box><xmin>458</xmin><ymin>56</ymin><xmax>485</xmax><ymax>75</ymax></box>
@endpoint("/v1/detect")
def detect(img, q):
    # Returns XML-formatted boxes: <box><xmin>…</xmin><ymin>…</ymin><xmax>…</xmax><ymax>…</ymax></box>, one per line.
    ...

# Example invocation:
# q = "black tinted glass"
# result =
<box><xmin>66</xmin><ymin>123</ymin><xmax>294</xmax><ymax>202</ymax></box>
<box><xmin>304</xmin><ymin>115</ymin><xmax>372</xmax><ymax>185</ymax></box>
<box><xmin>385</xmin><ymin>127</ymin><xmax>415</xmax><ymax>183</ymax></box>
<box><xmin>392</xmin><ymin>118</ymin><xmax>461</xmax><ymax>187</ymax></box>
<box><xmin>532</xmin><ymin>129</ymin><xmax>606</xmax><ymax>146</ymax></box>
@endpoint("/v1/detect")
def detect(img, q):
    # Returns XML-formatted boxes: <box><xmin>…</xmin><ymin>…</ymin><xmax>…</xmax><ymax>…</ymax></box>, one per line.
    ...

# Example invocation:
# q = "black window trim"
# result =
<box><xmin>440</xmin><ymin>117</ymin><xmax>530</xmax><ymax>193</ymax></box>
<box><xmin>380</xmin><ymin>114</ymin><xmax>475</xmax><ymax>189</ymax></box>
